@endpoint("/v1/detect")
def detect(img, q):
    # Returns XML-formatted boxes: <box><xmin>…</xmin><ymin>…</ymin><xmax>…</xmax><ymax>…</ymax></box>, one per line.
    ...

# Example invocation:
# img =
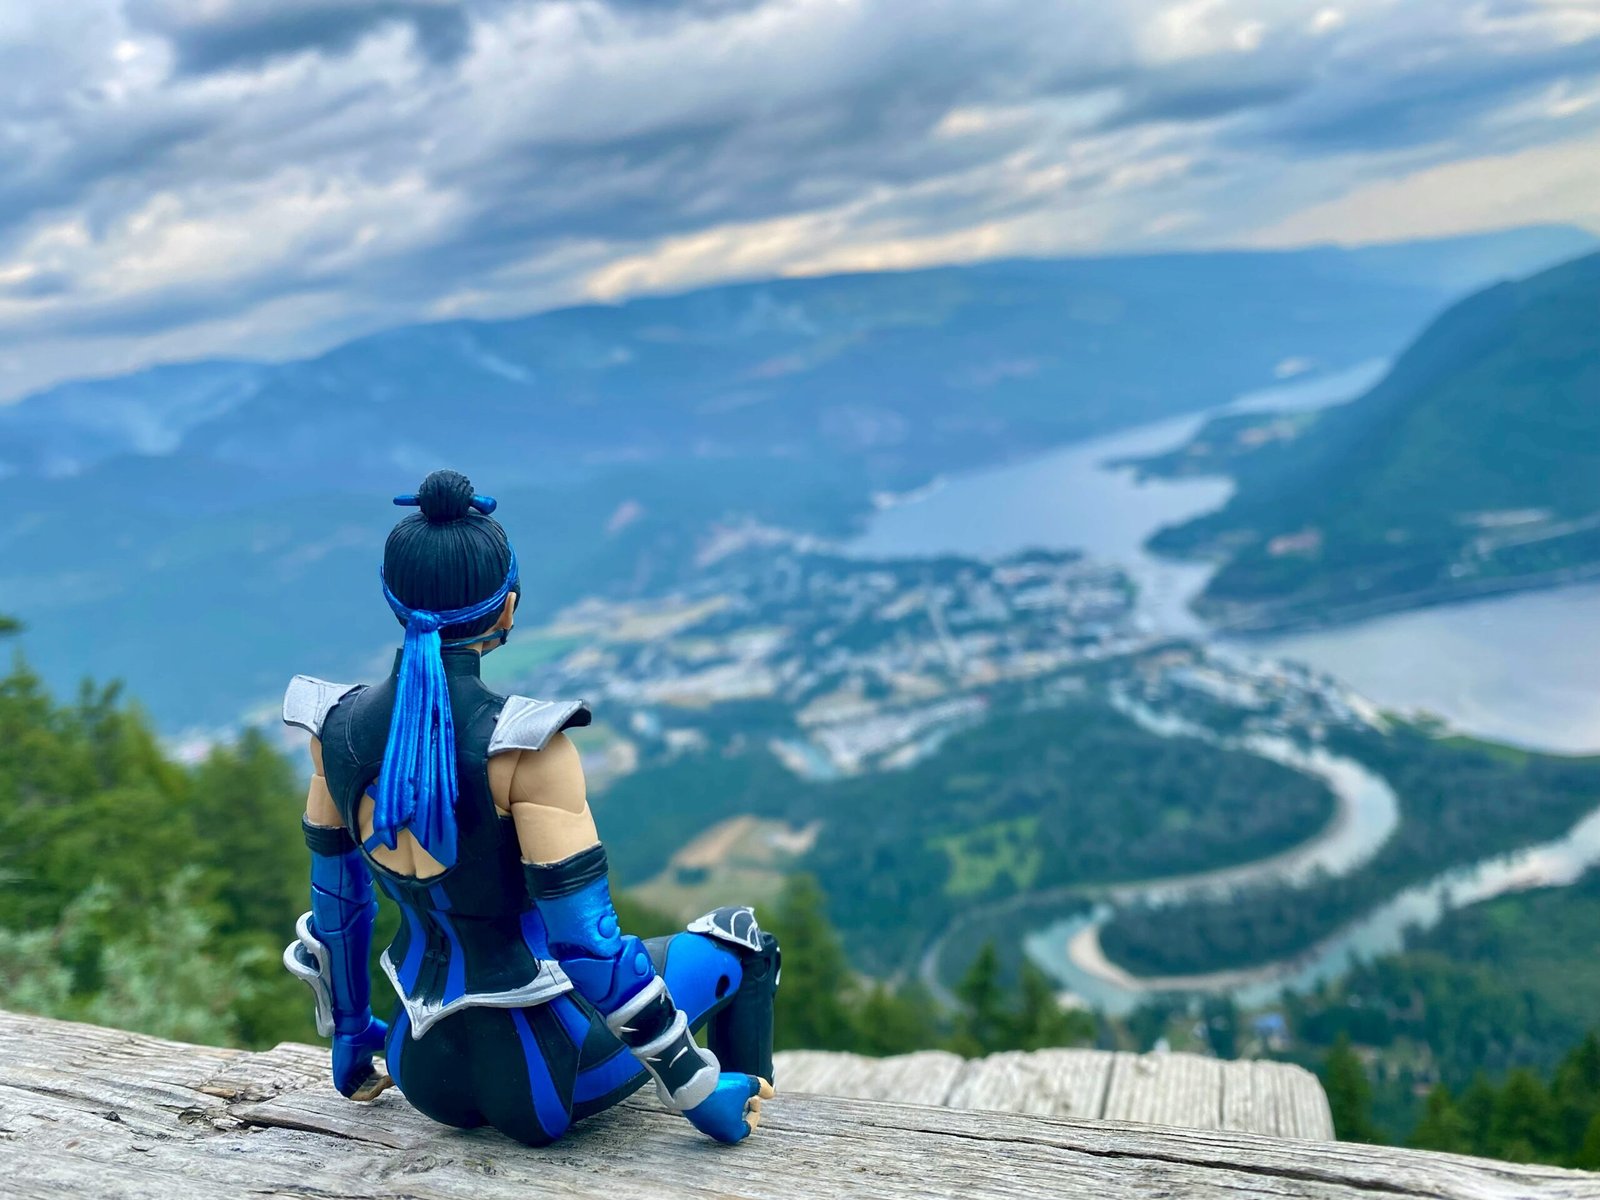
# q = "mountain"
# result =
<box><xmin>1</xmin><ymin>226</ymin><xmax>1592</xmax><ymax>728</ymax></box>
<box><xmin>1151</xmin><ymin>248</ymin><xmax>1600</xmax><ymax>630</ymax></box>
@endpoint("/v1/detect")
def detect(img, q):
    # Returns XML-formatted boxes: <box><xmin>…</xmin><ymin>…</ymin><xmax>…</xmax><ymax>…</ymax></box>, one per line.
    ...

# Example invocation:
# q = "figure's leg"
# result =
<box><xmin>653</xmin><ymin>907</ymin><xmax>780</xmax><ymax>1083</ymax></box>
<box><xmin>567</xmin><ymin>906</ymin><xmax>780</xmax><ymax>1124</ymax></box>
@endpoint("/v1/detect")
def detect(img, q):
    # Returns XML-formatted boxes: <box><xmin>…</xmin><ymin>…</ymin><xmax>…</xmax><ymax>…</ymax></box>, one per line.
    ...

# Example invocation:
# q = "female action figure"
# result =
<box><xmin>282</xmin><ymin>470</ymin><xmax>779</xmax><ymax>1146</ymax></box>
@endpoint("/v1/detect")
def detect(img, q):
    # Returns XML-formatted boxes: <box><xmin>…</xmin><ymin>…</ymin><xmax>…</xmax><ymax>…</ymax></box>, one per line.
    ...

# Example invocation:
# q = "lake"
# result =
<box><xmin>850</xmin><ymin>359</ymin><xmax>1600</xmax><ymax>755</ymax></box>
<box><xmin>1247</xmin><ymin>588</ymin><xmax>1600</xmax><ymax>754</ymax></box>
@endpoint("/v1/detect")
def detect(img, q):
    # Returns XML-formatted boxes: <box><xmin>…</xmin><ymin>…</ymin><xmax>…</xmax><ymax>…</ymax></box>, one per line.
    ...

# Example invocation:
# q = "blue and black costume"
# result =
<box><xmin>282</xmin><ymin>500</ymin><xmax>779</xmax><ymax>1147</ymax></box>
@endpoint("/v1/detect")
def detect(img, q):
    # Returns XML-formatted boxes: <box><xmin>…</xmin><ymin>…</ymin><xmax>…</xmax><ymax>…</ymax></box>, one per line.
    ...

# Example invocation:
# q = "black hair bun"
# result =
<box><xmin>416</xmin><ymin>470</ymin><xmax>476</xmax><ymax>524</ymax></box>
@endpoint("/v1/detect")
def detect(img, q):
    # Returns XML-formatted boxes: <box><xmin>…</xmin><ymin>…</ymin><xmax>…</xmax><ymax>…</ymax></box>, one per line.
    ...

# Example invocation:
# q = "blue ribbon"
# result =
<box><xmin>375</xmin><ymin>549</ymin><xmax>519</xmax><ymax>868</ymax></box>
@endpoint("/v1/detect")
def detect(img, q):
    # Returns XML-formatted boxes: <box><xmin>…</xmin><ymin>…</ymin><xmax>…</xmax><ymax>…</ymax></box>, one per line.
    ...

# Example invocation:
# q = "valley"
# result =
<box><xmin>5</xmin><ymin>230</ymin><xmax>1600</xmax><ymax>1153</ymax></box>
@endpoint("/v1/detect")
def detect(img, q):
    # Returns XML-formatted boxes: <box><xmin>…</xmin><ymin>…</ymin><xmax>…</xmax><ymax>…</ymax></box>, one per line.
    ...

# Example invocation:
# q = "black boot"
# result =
<box><xmin>706</xmin><ymin>930</ymin><xmax>779</xmax><ymax>1085</ymax></box>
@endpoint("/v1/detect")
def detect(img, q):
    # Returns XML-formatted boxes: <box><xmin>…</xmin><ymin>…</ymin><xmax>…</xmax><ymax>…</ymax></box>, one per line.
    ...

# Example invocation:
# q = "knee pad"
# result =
<box><xmin>689</xmin><ymin>906</ymin><xmax>779</xmax><ymax>989</ymax></box>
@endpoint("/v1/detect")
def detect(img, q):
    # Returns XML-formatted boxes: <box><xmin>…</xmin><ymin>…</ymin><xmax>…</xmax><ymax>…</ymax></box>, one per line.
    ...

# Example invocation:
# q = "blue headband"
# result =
<box><xmin>372</xmin><ymin>546</ymin><xmax>519</xmax><ymax>869</ymax></box>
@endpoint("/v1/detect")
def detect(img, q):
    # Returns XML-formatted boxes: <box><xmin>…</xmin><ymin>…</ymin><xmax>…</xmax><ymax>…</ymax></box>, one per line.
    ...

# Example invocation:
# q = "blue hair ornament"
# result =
<box><xmin>375</xmin><ymin>544</ymin><xmax>518</xmax><ymax>869</ymax></box>
<box><xmin>393</xmin><ymin>493</ymin><xmax>498</xmax><ymax>515</ymax></box>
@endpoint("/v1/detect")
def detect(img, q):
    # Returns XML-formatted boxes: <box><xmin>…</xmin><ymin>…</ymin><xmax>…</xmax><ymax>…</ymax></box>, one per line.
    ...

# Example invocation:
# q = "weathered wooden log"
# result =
<box><xmin>776</xmin><ymin>1047</ymin><xmax>1336</xmax><ymax>1140</ymax></box>
<box><xmin>0</xmin><ymin>1009</ymin><xmax>1594</xmax><ymax>1199</ymax></box>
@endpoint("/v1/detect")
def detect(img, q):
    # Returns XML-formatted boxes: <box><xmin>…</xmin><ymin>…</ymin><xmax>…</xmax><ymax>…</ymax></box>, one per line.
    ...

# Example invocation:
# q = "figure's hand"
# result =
<box><xmin>684</xmin><ymin>1074</ymin><xmax>773</xmax><ymax>1144</ymax></box>
<box><xmin>332</xmin><ymin>1015</ymin><xmax>393</xmax><ymax>1101</ymax></box>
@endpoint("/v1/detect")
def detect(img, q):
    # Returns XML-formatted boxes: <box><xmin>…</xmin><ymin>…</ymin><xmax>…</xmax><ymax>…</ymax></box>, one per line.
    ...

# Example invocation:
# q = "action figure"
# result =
<box><xmin>281</xmin><ymin>469</ymin><xmax>780</xmax><ymax>1146</ymax></box>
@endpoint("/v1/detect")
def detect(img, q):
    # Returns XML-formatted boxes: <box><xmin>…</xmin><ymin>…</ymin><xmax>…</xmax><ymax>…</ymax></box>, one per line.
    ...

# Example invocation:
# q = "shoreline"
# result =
<box><xmin>1199</xmin><ymin>560</ymin><xmax>1600</xmax><ymax>640</ymax></box>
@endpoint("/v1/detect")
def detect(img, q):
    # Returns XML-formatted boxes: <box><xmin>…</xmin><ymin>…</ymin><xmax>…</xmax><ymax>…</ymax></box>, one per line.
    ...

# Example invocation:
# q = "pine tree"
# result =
<box><xmin>1552</xmin><ymin>1033</ymin><xmax>1600</xmax><ymax>1161</ymax></box>
<box><xmin>952</xmin><ymin>941</ymin><xmax>1006</xmax><ymax>1057</ymax></box>
<box><xmin>851</xmin><ymin>983</ymin><xmax>936</xmax><ymax>1057</ymax></box>
<box><xmin>1574</xmin><ymin>1112</ymin><xmax>1600</xmax><ymax>1171</ymax></box>
<box><xmin>1460</xmin><ymin>1074</ymin><xmax>1498</xmax><ymax>1154</ymax></box>
<box><xmin>767</xmin><ymin>874</ymin><xmax>856</xmax><ymax>1051</ymax></box>
<box><xmin>1489</xmin><ymin>1068</ymin><xmax>1557</xmax><ymax>1163</ymax></box>
<box><xmin>1409</xmin><ymin>1084</ymin><xmax>1469</xmax><ymax>1155</ymax></box>
<box><xmin>1323</xmin><ymin>1035</ymin><xmax>1380</xmax><ymax>1143</ymax></box>
<box><xmin>1009</xmin><ymin>960</ymin><xmax>1094</xmax><ymax>1051</ymax></box>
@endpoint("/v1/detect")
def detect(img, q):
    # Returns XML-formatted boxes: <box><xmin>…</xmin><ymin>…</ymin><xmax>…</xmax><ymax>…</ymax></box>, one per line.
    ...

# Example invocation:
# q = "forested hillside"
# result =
<box><xmin>1152</xmin><ymin>250</ymin><xmax>1600</xmax><ymax>630</ymax></box>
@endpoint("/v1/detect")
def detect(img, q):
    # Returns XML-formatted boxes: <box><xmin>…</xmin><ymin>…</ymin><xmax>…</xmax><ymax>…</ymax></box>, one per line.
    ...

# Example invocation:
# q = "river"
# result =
<box><xmin>851</xmin><ymin>359</ymin><xmax>1600</xmax><ymax>1008</ymax></box>
<box><xmin>1024</xmin><ymin>803</ymin><xmax>1600</xmax><ymax>1015</ymax></box>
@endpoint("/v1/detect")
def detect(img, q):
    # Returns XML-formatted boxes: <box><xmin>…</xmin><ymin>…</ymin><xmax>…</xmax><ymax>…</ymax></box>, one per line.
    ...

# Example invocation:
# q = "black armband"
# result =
<box><xmin>302</xmin><ymin>817</ymin><xmax>357</xmax><ymax>857</ymax></box>
<box><xmin>524</xmin><ymin>843</ymin><xmax>609</xmax><ymax>899</ymax></box>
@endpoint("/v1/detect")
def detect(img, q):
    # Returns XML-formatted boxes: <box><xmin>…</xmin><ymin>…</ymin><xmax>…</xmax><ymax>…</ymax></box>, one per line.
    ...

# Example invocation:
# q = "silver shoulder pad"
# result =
<box><xmin>282</xmin><ymin>675</ymin><xmax>360</xmax><ymax>737</ymax></box>
<box><xmin>487</xmin><ymin>697</ymin><xmax>592</xmax><ymax>756</ymax></box>
<box><xmin>687</xmin><ymin>905</ymin><xmax>765</xmax><ymax>953</ymax></box>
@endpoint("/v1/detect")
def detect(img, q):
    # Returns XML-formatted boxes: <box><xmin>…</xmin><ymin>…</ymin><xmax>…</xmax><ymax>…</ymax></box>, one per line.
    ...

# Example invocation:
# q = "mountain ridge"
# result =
<box><xmin>1148</xmin><ymin>247</ymin><xmax>1600</xmax><ymax>630</ymax></box>
<box><xmin>2</xmin><ymin>225</ymin><xmax>1593</xmax><ymax>726</ymax></box>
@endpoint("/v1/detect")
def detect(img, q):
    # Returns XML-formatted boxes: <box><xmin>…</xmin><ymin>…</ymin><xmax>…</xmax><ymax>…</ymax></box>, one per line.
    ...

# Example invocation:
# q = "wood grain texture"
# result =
<box><xmin>777</xmin><ymin>1047</ymin><xmax>1333</xmax><ymax>1140</ymax></box>
<box><xmin>0</xmin><ymin>1009</ymin><xmax>1594</xmax><ymax>1200</ymax></box>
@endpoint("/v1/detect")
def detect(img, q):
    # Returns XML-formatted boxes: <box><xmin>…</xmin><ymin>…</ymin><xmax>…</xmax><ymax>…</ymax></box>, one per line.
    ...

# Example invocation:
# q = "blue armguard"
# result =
<box><xmin>299</xmin><ymin>820</ymin><xmax>377</xmax><ymax>1036</ymax></box>
<box><xmin>529</xmin><ymin>844</ymin><xmax>721</xmax><ymax>1113</ymax></box>
<box><xmin>529</xmin><ymin>844</ymin><xmax>653</xmax><ymax>1011</ymax></box>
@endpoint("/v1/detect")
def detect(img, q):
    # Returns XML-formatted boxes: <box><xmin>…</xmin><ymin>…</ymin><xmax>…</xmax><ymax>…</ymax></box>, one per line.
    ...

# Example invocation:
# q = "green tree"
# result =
<box><xmin>1009</xmin><ymin>960</ymin><xmax>1095</xmax><ymax>1051</ymax></box>
<box><xmin>0</xmin><ymin>870</ymin><xmax>260</xmax><ymax>1046</ymax></box>
<box><xmin>1409</xmin><ymin>1085</ymin><xmax>1470</xmax><ymax>1155</ymax></box>
<box><xmin>852</xmin><ymin>983</ymin><xmax>937</xmax><ymax>1057</ymax></box>
<box><xmin>1489</xmin><ymin>1069</ymin><xmax>1557</xmax><ymax>1163</ymax></box>
<box><xmin>1551</xmin><ymin>1034</ymin><xmax>1600</xmax><ymax>1160</ymax></box>
<box><xmin>1575</xmin><ymin>1112</ymin><xmax>1600</xmax><ymax>1171</ymax></box>
<box><xmin>1323</xmin><ymin>1035</ymin><xmax>1380</xmax><ymax>1143</ymax></box>
<box><xmin>1460</xmin><ymin>1074</ymin><xmax>1498</xmax><ymax>1151</ymax></box>
<box><xmin>767</xmin><ymin>874</ymin><xmax>856</xmax><ymax>1051</ymax></box>
<box><xmin>951</xmin><ymin>941</ymin><xmax>1006</xmax><ymax>1057</ymax></box>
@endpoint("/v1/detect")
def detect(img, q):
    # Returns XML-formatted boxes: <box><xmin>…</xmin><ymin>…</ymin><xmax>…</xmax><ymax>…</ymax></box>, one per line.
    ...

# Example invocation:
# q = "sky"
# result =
<box><xmin>3</xmin><ymin>0</ymin><xmax>1600</xmax><ymax>401</ymax></box>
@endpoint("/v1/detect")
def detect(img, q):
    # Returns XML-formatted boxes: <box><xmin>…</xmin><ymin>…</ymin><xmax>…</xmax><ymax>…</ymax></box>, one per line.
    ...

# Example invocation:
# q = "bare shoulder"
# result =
<box><xmin>509</xmin><ymin>733</ymin><xmax>588</xmax><ymax>813</ymax></box>
<box><xmin>304</xmin><ymin>736</ymin><xmax>344</xmax><ymax>828</ymax></box>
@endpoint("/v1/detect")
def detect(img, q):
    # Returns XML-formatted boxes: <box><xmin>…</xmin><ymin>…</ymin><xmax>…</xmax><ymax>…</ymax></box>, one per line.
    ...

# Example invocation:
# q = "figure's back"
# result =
<box><xmin>282</xmin><ymin>468</ymin><xmax>776</xmax><ymax>1148</ymax></box>
<box><xmin>296</xmin><ymin>648</ymin><xmax>590</xmax><ymax>1036</ymax></box>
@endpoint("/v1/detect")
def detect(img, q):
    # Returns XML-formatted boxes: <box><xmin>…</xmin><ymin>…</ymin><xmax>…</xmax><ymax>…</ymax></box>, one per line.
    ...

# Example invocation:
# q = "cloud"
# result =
<box><xmin>1</xmin><ymin>0</ymin><xmax>1599</xmax><ymax>399</ymax></box>
<box><xmin>125</xmin><ymin>0</ymin><xmax>473</xmax><ymax>72</ymax></box>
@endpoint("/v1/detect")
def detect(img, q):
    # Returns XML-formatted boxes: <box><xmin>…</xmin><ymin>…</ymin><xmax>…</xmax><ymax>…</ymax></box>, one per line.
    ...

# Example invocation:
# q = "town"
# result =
<box><xmin>505</xmin><ymin>544</ymin><xmax>1377</xmax><ymax>785</ymax></box>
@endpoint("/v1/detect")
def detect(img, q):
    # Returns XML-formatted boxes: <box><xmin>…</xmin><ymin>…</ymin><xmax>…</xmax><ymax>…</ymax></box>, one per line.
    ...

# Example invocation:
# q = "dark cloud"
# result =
<box><xmin>1260</xmin><ymin>33</ymin><xmax>1600</xmax><ymax>154</ymax></box>
<box><xmin>1107</xmin><ymin>69</ymin><xmax>1308</xmax><ymax>131</ymax></box>
<box><xmin>126</xmin><ymin>0</ymin><xmax>473</xmax><ymax>73</ymax></box>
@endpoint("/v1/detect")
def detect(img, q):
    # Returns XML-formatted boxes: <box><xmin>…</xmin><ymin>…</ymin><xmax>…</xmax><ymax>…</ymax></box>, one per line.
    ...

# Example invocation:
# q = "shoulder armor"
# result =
<box><xmin>282</xmin><ymin>675</ymin><xmax>361</xmax><ymax>738</ymax></box>
<box><xmin>487</xmin><ymin>697</ymin><xmax>592</xmax><ymax>755</ymax></box>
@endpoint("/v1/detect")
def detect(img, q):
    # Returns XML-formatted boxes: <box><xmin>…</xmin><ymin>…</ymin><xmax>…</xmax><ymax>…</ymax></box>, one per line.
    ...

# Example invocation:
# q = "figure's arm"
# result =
<box><xmin>502</xmin><ymin>734</ymin><xmax>768</xmax><ymax>1143</ymax></box>
<box><xmin>286</xmin><ymin>739</ymin><xmax>391</xmax><ymax>1101</ymax></box>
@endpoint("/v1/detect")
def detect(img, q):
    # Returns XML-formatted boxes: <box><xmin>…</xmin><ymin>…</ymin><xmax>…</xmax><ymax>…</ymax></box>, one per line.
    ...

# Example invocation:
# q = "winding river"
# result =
<box><xmin>856</xmin><ymin>361</ymin><xmax>1600</xmax><ymax>1009</ymax></box>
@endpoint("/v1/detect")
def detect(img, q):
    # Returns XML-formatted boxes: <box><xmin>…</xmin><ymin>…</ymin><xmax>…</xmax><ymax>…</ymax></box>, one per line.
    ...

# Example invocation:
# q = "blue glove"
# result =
<box><xmin>332</xmin><ymin>1015</ymin><xmax>390</xmax><ymax>1099</ymax></box>
<box><xmin>684</xmin><ymin>1073</ymin><xmax>771</xmax><ymax>1144</ymax></box>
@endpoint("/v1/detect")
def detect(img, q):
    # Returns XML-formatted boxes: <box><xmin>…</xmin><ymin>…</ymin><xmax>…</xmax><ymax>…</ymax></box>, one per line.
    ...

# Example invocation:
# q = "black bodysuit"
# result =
<box><xmin>292</xmin><ymin>648</ymin><xmax>772</xmax><ymax>1145</ymax></box>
